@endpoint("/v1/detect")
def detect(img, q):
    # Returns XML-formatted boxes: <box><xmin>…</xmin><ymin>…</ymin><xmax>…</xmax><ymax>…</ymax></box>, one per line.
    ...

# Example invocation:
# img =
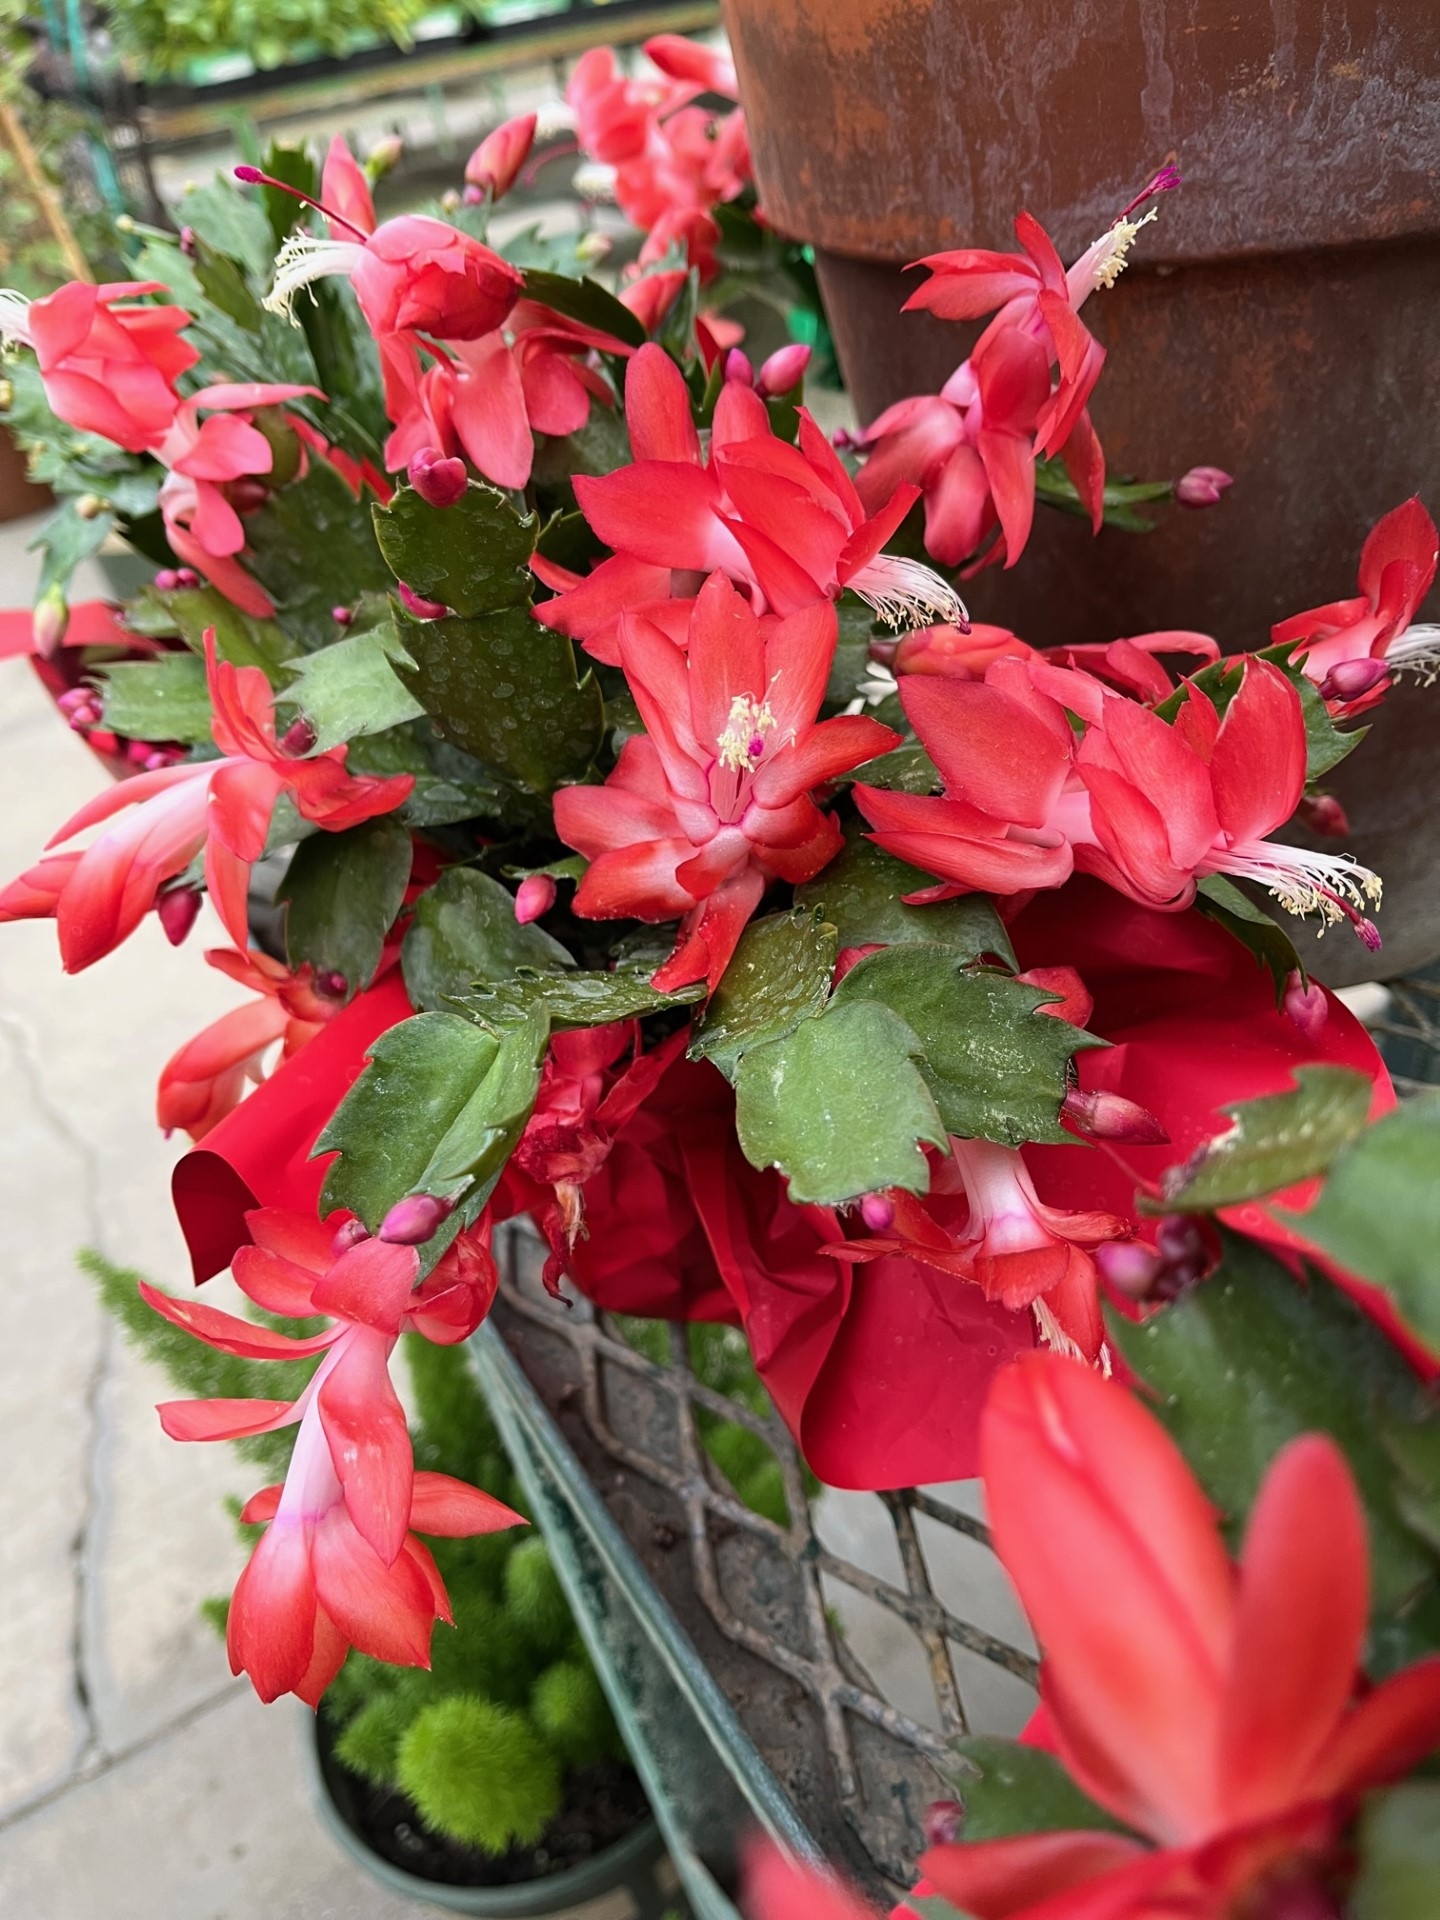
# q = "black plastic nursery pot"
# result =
<box><xmin>302</xmin><ymin>1706</ymin><xmax>679</xmax><ymax>1918</ymax></box>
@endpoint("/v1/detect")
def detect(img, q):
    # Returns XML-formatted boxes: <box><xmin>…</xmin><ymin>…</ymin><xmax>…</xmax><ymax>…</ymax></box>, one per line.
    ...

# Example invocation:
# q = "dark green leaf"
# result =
<box><xmin>280</xmin><ymin>608</ymin><xmax>423</xmax><ymax>748</ymax></box>
<box><xmin>29</xmin><ymin>499</ymin><xmax>114</xmax><ymax>600</ymax></box>
<box><xmin>796</xmin><ymin>826</ymin><xmax>1015</xmax><ymax>967</ymax></box>
<box><xmin>520</xmin><ymin>270</ymin><xmax>647</xmax><ymax>349</ymax></box>
<box><xmin>835</xmin><ymin>945</ymin><xmax>1101</xmax><ymax>1146</ymax></box>
<box><xmin>691</xmin><ymin>909</ymin><xmax>838</xmax><ymax>1079</ymax></box>
<box><xmin>734</xmin><ymin>1000</ymin><xmax>946</xmax><ymax>1204</ymax></box>
<box><xmin>416</xmin><ymin>1006</ymin><xmax>550</xmax><ymax>1201</ymax></box>
<box><xmin>1277</xmin><ymin>1094</ymin><xmax>1440</xmax><ymax>1348</ymax></box>
<box><xmin>1385</xmin><ymin>1415</ymin><xmax>1440</xmax><ymax>1558</ymax></box>
<box><xmin>316</xmin><ymin>1013</ymin><xmax>501</xmax><ymax>1228</ymax></box>
<box><xmin>454</xmin><ymin>969</ymin><xmax>704</xmax><ymax>1028</ymax></box>
<box><xmin>344</xmin><ymin>729</ymin><xmax>507</xmax><ymax>830</ymax></box>
<box><xmin>278</xmin><ymin>816</ymin><xmax>412</xmax><ymax>998</ymax></box>
<box><xmin>145</xmin><ymin>584</ymin><xmax>298</xmax><ymax>679</ymax></box>
<box><xmin>257</xmin><ymin>142</ymin><xmax>317</xmax><ymax>246</ymax></box>
<box><xmin>402</xmin><ymin>868</ymin><xmax>572</xmax><ymax>1014</ymax></box>
<box><xmin>1194</xmin><ymin>874</ymin><xmax>1304</xmax><ymax>1001</ymax></box>
<box><xmin>529</xmin><ymin>407</ymin><xmax>631</xmax><ymax>485</ymax></box>
<box><xmin>943</xmin><ymin>1739</ymin><xmax>1127</xmax><ymax>1841</ymax></box>
<box><xmin>245</xmin><ymin>460</ymin><xmax>392</xmax><ymax>650</ymax></box>
<box><xmin>1107</xmin><ymin>1232</ymin><xmax>1440</xmax><ymax>1665</ymax></box>
<box><xmin>96</xmin><ymin>654</ymin><xmax>213</xmax><ymax>744</ymax></box>
<box><xmin>394</xmin><ymin>605</ymin><xmax>603</xmax><ymax>793</ymax></box>
<box><xmin>373</xmin><ymin>481</ymin><xmax>537</xmax><ymax>621</ymax></box>
<box><xmin>193</xmin><ymin>246</ymin><xmax>264</xmax><ymax>332</ymax></box>
<box><xmin>1354</xmin><ymin>1783</ymin><xmax>1440</xmax><ymax>1920</ymax></box>
<box><xmin>176</xmin><ymin>178</ymin><xmax>276</xmax><ymax>280</ymax></box>
<box><xmin>839</xmin><ymin>741</ymin><xmax>942</xmax><ymax>794</ymax></box>
<box><xmin>1159</xmin><ymin>1065</ymin><xmax>1374</xmax><ymax>1211</ymax></box>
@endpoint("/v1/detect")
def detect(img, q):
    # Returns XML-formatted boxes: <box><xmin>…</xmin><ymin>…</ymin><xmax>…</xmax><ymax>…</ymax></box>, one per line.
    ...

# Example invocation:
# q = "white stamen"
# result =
<box><xmin>1220</xmin><ymin>841</ymin><xmax>1383</xmax><ymax>939</ymax></box>
<box><xmin>716</xmin><ymin>692</ymin><xmax>777</xmax><ymax>772</ymax></box>
<box><xmin>849</xmin><ymin>555</ymin><xmax>970</xmax><ymax>633</ymax></box>
<box><xmin>571</xmin><ymin>162</ymin><xmax>618</xmax><ymax>204</ymax></box>
<box><xmin>846</xmin><ymin>661</ymin><xmax>899</xmax><ymax>714</ymax></box>
<box><xmin>1388</xmin><ymin>623</ymin><xmax>1440</xmax><ymax>685</ymax></box>
<box><xmin>1089</xmin><ymin>208</ymin><xmax>1158</xmax><ymax>291</ymax></box>
<box><xmin>0</xmin><ymin>288</ymin><xmax>34</xmax><ymax>349</ymax></box>
<box><xmin>263</xmin><ymin>234</ymin><xmax>366</xmax><ymax>324</ymax></box>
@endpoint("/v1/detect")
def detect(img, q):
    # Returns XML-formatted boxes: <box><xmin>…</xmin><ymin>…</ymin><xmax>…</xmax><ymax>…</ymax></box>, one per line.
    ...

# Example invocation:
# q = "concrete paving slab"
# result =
<box><xmin>0</xmin><ymin>1691</ymin><xmax>437</xmax><ymax>1920</ymax></box>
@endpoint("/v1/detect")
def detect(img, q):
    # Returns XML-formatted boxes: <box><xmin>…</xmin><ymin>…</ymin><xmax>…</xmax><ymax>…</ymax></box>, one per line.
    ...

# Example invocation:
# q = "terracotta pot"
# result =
<box><xmin>0</xmin><ymin>426</ymin><xmax>49</xmax><ymax>523</ymax></box>
<box><xmin>721</xmin><ymin>0</ymin><xmax>1440</xmax><ymax>983</ymax></box>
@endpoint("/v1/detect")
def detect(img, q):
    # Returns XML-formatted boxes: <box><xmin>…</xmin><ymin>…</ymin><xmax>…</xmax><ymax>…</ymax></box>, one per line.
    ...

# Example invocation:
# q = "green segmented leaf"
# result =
<box><xmin>1158</xmin><ymin>1064</ymin><xmax>1374</xmax><ymax>1211</ymax></box>
<box><xmin>690</xmin><ymin>909</ymin><xmax>838</xmax><ymax>1079</ymax></box>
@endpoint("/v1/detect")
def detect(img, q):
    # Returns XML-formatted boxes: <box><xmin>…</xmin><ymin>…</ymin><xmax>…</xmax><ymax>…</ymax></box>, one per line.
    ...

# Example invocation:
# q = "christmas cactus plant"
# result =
<box><xmin>3</xmin><ymin>34</ymin><xmax>1440</xmax><ymax>1912</ymax></box>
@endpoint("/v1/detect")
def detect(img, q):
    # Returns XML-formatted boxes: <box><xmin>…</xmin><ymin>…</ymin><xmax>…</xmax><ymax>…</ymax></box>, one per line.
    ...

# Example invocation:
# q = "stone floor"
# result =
<box><xmin>0</xmin><ymin>511</ymin><xmax>441</xmax><ymax>1916</ymax></box>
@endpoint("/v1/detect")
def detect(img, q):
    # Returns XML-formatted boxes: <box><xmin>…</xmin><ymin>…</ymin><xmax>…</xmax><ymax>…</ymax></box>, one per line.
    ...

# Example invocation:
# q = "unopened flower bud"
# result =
<box><xmin>154</xmin><ymin>568</ymin><xmax>180</xmax><ymax>592</ymax></box>
<box><xmin>279</xmin><ymin>714</ymin><xmax>317</xmax><ymax>757</ymax></box>
<box><xmin>228</xmin><ymin>476</ymin><xmax>269</xmax><ymax>514</ymax></box>
<box><xmin>1155</xmin><ymin>1214</ymin><xmax>1212</xmax><ymax>1292</ymax></box>
<box><xmin>315</xmin><ymin>968</ymin><xmax>349</xmax><ymax>1000</ymax></box>
<box><xmin>57</xmin><ymin>687</ymin><xmax>94</xmax><ymax>719</ymax></box>
<box><xmin>1283</xmin><ymin>969</ymin><xmax>1329</xmax><ymax>1042</ymax></box>
<box><xmin>465</xmin><ymin>113</ymin><xmax>537</xmax><ymax>202</ymax></box>
<box><xmin>922</xmin><ymin>1800</ymin><xmax>963</xmax><ymax>1848</ymax></box>
<box><xmin>462</xmin><ymin>183</ymin><xmax>484</xmax><ymax>205</ymax></box>
<box><xmin>1175</xmin><ymin>465</ymin><xmax>1234</xmax><ymax>509</ymax></box>
<box><xmin>0</xmin><ymin>377</ymin><xmax>14</xmax><ymax>412</ymax></box>
<box><xmin>408</xmin><ymin>446</ymin><xmax>468</xmax><ymax>509</ymax></box>
<box><xmin>1297</xmin><ymin>792</ymin><xmax>1351</xmax><ymax>839</ymax></box>
<box><xmin>331</xmin><ymin>604</ymin><xmax>354</xmax><ymax>626</ymax></box>
<box><xmin>514</xmin><ymin>873</ymin><xmax>557</xmax><ymax>923</ymax></box>
<box><xmin>1062</xmin><ymin>1087</ymin><xmax>1169</xmax><ymax>1145</ymax></box>
<box><xmin>126</xmin><ymin>739</ymin><xmax>155</xmax><ymax>768</ymax></box>
<box><xmin>75</xmin><ymin>492</ymin><xmax>106</xmax><ymax>520</ymax></box>
<box><xmin>575</xmin><ymin>231</ymin><xmax>612</xmax><ymax>265</ymax></box>
<box><xmin>175</xmin><ymin>567</ymin><xmax>201</xmax><ymax>589</ymax></box>
<box><xmin>32</xmin><ymin>585</ymin><xmax>68</xmax><ymax>659</ymax></box>
<box><xmin>397</xmin><ymin>580</ymin><xmax>450</xmax><ymax>621</ymax></box>
<box><xmin>378</xmin><ymin>1192</ymin><xmax>455</xmax><ymax>1244</ymax></box>
<box><xmin>1318</xmin><ymin>656</ymin><xmax>1389</xmax><ymax>703</ymax></box>
<box><xmin>179</xmin><ymin>226</ymin><xmax>197</xmax><ymax>257</ymax></box>
<box><xmin>440</xmin><ymin>188</ymin><xmax>462</xmax><ymax>213</ymax></box>
<box><xmin>156</xmin><ymin>885</ymin><xmax>202</xmax><ymax>946</ymax></box>
<box><xmin>143</xmin><ymin>750</ymin><xmax>176</xmax><ymax>771</ymax></box>
<box><xmin>365</xmin><ymin>134</ymin><xmax>404</xmax><ymax>180</ymax></box>
<box><xmin>1095</xmin><ymin>1239</ymin><xmax>1164</xmax><ymax>1302</ymax></box>
<box><xmin>331</xmin><ymin>1217</ymin><xmax>370</xmax><ymax>1257</ymax></box>
<box><xmin>756</xmin><ymin>343</ymin><xmax>812</xmax><ymax>397</ymax></box>
<box><xmin>723</xmin><ymin>348</ymin><xmax>754</xmax><ymax>388</ymax></box>
<box><xmin>860</xmin><ymin>1192</ymin><xmax>895</xmax><ymax>1232</ymax></box>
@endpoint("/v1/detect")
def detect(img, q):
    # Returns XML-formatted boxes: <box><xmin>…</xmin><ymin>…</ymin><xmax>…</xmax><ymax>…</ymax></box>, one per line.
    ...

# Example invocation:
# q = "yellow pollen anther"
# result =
<box><xmin>716</xmin><ymin>693</ymin><xmax>776</xmax><ymax>773</ymax></box>
<box><xmin>1091</xmin><ymin>207</ymin><xmax>1158</xmax><ymax>290</ymax></box>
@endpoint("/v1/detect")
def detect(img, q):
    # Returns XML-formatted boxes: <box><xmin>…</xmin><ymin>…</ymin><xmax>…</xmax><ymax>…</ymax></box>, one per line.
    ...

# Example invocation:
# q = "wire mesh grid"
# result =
<box><xmin>1372</xmin><ymin>963</ymin><xmax>1440</xmax><ymax>1096</ymax></box>
<box><xmin>492</xmin><ymin>1224</ymin><xmax>1038</xmax><ymax>1891</ymax></box>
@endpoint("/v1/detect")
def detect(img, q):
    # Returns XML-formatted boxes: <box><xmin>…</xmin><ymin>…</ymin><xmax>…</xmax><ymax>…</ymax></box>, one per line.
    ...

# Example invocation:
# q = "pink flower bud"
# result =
<box><xmin>922</xmin><ymin>1800</ymin><xmax>963</xmax><ymax>1848</ymax></box>
<box><xmin>462</xmin><ymin>183</ymin><xmax>484</xmax><ymax>206</ymax></box>
<box><xmin>1062</xmin><ymin>1087</ymin><xmax>1169</xmax><ymax>1145</ymax></box>
<box><xmin>142</xmin><ymin>750</ymin><xmax>176</xmax><ymax>771</ymax></box>
<box><xmin>1155</xmin><ymin>1214</ymin><xmax>1212</xmax><ymax>1291</ymax></box>
<box><xmin>175</xmin><ymin>568</ymin><xmax>201</xmax><ymax>589</ymax></box>
<box><xmin>378</xmin><ymin>1192</ymin><xmax>455</xmax><ymax>1244</ymax></box>
<box><xmin>179</xmin><ymin>226</ymin><xmax>197</xmax><ymax>257</ymax></box>
<box><xmin>279</xmin><ymin>714</ymin><xmax>317</xmax><ymax>757</ymax></box>
<box><xmin>32</xmin><ymin>586</ymin><xmax>68</xmax><ymax>659</ymax></box>
<box><xmin>514</xmin><ymin>874</ymin><xmax>557</xmax><ymax>924</ymax></box>
<box><xmin>756</xmin><ymin>343</ymin><xmax>812</xmax><ymax>397</ymax></box>
<box><xmin>366</xmin><ymin>134</ymin><xmax>404</xmax><ymax>179</ymax></box>
<box><xmin>860</xmin><ymin>1192</ymin><xmax>895</xmax><ymax>1232</ymax></box>
<box><xmin>126</xmin><ymin>739</ymin><xmax>154</xmax><ymax>768</ymax></box>
<box><xmin>1175</xmin><ymin>465</ymin><xmax>1234</xmax><ymax>509</ymax></box>
<box><xmin>723</xmin><ymin>348</ymin><xmax>754</xmax><ymax>388</ymax></box>
<box><xmin>408</xmin><ymin>446</ymin><xmax>468</xmax><ymax>509</ymax></box>
<box><xmin>464</xmin><ymin>113</ymin><xmax>538</xmax><ymax>202</ymax></box>
<box><xmin>331</xmin><ymin>1217</ymin><xmax>370</xmax><ymax>1257</ymax></box>
<box><xmin>315</xmin><ymin>968</ymin><xmax>349</xmax><ymax>1000</ymax></box>
<box><xmin>1283</xmin><ymin>970</ymin><xmax>1329</xmax><ymax>1041</ymax></box>
<box><xmin>1095</xmin><ymin>1239</ymin><xmax>1164</xmax><ymax>1302</ymax></box>
<box><xmin>397</xmin><ymin>580</ymin><xmax>450</xmax><ymax>621</ymax></box>
<box><xmin>228</xmin><ymin>476</ymin><xmax>269</xmax><ymax>514</ymax></box>
<box><xmin>57</xmin><ymin>687</ymin><xmax>94</xmax><ymax>718</ymax></box>
<box><xmin>331</xmin><ymin>604</ymin><xmax>354</xmax><ymax>626</ymax></box>
<box><xmin>156</xmin><ymin>885</ymin><xmax>202</xmax><ymax>946</ymax></box>
<box><xmin>154</xmin><ymin>568</ymin><xmax>181</xmax><ymax>592</ymax></box>
<box><xmin>1297</xmin><ymin>792</ymin><xmax>1351</xmax><ymax>839</ymax></box>
<box><xmin>1318</xmin><ymin>656</ymin><xmax>1389</xmax><ymax>703</ymax></box>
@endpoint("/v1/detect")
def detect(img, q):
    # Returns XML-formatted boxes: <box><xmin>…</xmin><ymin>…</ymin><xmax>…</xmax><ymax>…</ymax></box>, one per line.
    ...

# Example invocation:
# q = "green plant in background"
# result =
<box><xmin>616</xmin><ymin>1317</ymin><xmax>818</xmax><ymax>1528</ymax></box>
<box><xmin>87</xmin><ymin>1252</ymin><xmax>629</xmax><ymax>1859</ymax></box>
<box><xmin>0</xmin><ymin>3</ymin><xmax>112</xmax><ymax>300</ymax></box>
<box><xmin>103</xmin><ymin>0</ymin><xmax>433</xmax><ymax>80</ymax></box>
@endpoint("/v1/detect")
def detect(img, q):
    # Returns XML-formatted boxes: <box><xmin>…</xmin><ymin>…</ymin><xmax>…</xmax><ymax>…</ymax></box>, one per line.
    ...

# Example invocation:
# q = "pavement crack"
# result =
<box><xmin>0</xmin><ymin>1010</ymin><xmax>110</xmax><ymax>1777</ymax></box>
